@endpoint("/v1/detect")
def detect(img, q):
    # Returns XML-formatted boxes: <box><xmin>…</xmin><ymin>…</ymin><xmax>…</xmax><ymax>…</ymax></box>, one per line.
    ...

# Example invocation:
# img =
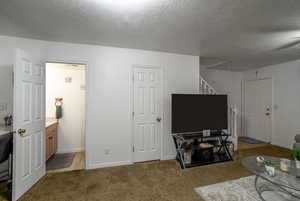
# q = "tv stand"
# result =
<box><xmin>172</xmin><ymin>130</ymin><xmax>233</xmax><ymax>169</ymax></box>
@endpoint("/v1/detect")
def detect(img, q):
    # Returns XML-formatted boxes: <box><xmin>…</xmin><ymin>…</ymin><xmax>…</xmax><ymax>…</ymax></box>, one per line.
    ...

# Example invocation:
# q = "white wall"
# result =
<box><xmin>243</xmin><ymin>59</ymin><xmax>300</xmax><ymax>149</ymax></box>
<box><xmin>200</xmin><ymin>67</ymin><xmax>243</xmax><ymax>136</ymax></box>
<box><xmin>46</xmin><ymin>64</ymin><xmax>85</xmax><ymax>153</ymax></box>
<box><xmin>0</xmin><ymin>66</ymin><xmax>13</xmax><ymax>123</ymax></box>
<box><xmin>0</xmin><ymin>35</ymin><xmax>199</xmax><ymax>168</ymax></box>
<box><xmin>45</xmin><ymin>42</ymin><xmax>199</xmax><ymax>167</ymax></box>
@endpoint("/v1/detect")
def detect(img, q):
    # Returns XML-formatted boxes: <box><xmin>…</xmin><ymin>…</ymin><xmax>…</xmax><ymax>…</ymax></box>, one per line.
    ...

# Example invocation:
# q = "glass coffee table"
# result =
<box><xmin>242</xmin><ymin>156</ymin><xmax>300</xmax><ymax>201</ymax></box>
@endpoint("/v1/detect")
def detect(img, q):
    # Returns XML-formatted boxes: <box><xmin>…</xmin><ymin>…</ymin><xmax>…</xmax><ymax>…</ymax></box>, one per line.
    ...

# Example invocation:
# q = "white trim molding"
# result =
<box><xmin>162</xmin><ymin>154</ymin><xmax>176</xmax><ymax>160</ymax></box>
<box><xmin>44</xmin><ymin>59</ymin><xmax>89</xmax><ymax>170</ymax></box>
<box><xmin>56</xmin><ymin>147</ymin><xmax>85</xmax><ymax>154</ymax></box>
<box><xmin>87</xmin><ymin>161</ymin><xmax>132</xmax><ymax>169</ymax></box>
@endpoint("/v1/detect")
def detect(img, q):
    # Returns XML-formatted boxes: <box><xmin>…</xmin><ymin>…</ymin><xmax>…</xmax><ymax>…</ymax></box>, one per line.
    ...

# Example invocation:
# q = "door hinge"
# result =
<box><xmin>132</xmin><ymin>146</ymin><xmax>135</xmax><ymax>152</ymax></box>
<box><xmin>132</xmin><ymin>111</ymin><xmax>135</xmax><ymax>116</ymax></box>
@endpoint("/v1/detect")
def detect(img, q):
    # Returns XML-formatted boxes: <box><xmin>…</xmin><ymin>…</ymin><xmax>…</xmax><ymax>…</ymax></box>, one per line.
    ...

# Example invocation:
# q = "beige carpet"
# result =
<box><xmin>0</xmin><ymin>143</ymin><xmax>293</xmax><ymax>201</ymax></box>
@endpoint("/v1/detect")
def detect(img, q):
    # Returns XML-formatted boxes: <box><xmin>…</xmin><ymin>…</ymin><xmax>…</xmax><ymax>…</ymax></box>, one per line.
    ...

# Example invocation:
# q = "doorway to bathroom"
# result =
<box><xmin>45</xmin><ymin>62</ymin><xmax>86</xmax><ymax>173</ymax></box>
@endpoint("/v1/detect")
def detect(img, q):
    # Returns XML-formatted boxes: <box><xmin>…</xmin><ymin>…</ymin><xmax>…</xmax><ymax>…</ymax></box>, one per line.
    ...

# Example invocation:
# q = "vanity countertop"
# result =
<box><xmin>0</xmin><ymin>119</ymin><xmax>58</xmax><ymax>135</ymax></box>
<box><xmin>0</xmin><ymin>125</ymin><xmax>13</xmax><ymax>136</ymax></box>
<box><xmin>46</xmin><ymin>118</ymin><xmax>58</xmax><ymax>128</ymax></box>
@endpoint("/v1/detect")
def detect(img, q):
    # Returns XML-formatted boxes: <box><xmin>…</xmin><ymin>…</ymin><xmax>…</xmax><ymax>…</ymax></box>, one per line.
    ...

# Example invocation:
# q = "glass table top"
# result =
<box><xmin>242</xmin><ymin>156</ymin><xmax>300</xmax><ymax>191</ymax></box>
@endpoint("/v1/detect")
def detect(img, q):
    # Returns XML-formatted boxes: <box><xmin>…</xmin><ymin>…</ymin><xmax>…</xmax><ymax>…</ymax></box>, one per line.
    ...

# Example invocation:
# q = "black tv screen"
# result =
<box><xmin>172</xmin><ymin>94</ymin><xmax>228</xmax><ymax>133</ymax></box>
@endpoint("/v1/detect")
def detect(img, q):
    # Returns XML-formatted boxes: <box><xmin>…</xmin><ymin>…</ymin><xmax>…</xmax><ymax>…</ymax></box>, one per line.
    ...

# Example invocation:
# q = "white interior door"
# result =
<box><xmin>133</xmin><ymin>67</ymin><xmax>162</xmax><ymax>162</ymax></box>
<box><xmin>13</xmin><ymin>49</ymin><xmax>45</xmax><ymax>201</ymax></box>
<box><xmin>244</xmin><ymin>78</ymin><xmax>272</xmax><ymax>142</ymax></box>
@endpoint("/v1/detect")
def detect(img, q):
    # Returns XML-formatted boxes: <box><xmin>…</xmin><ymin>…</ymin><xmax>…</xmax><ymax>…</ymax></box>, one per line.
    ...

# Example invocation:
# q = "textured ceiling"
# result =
<box><xmin>1</xmin><ymin>0</ymin><xmax>300</xmax><ymax>71</ymax></box>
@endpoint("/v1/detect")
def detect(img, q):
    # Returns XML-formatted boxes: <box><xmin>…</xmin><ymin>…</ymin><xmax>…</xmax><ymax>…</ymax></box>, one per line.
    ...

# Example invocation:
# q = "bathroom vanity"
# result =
<box><xmin>46</xmin><ymin>119</ymin><xmax>58</xmax><ymax>160</ymax></box>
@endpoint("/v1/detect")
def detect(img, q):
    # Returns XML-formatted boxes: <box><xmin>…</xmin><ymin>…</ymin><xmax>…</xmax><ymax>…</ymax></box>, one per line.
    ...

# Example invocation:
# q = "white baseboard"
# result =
<box><xmin>87</xmin><ymin>160</ymin><xmax>132</xmax><ymax>169</ymax></box>
<box><xmin>162</xmin><ymin>154</ymin><xmax>176</xmax><ymax>160</ymax></box>
<box><xmin>86</xmin><ymin>155</ymin><xmax>176</xmax><ymax>170</ymax></box>
<box><xmin>57</xmin><ymin>147</ymin><xmax>84</xmax><ymax>154</ymax></box>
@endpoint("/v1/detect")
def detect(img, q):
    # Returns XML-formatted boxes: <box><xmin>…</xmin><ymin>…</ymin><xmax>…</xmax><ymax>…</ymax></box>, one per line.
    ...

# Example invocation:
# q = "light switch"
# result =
<box><xmin>65</xmin><ymin>77</ymin><xmax>72</xmax><ymax>83</ymax></box>
<box><xmin>80</xmin><ymin>85</ymin><xmax>86</xmax><ymax>90</ymax></box>
<box><xmin>0</xmin><ymin>103</ymin><xmax>7</xmax><ymax>112</ymax></box>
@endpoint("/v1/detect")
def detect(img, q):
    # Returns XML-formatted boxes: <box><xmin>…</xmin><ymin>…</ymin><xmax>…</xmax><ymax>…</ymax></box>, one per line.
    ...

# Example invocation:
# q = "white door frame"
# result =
<box><xmin>242</xmin><ymin>77</ymin><xmax>274</xmax><ymax>143</ymax></box>
<box><xmin>44</xmin><ymin>60</ymin><xmax>89</xmax><ymax>169</ymax></box>
<box><xmin>130</xmin><ymin>65</ymin><xmax>164</xmax><ymax>163</ymax></box>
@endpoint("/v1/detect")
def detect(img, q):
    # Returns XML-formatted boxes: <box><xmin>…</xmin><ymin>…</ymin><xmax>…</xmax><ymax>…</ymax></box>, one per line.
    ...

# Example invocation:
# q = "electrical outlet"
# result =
<box><xmin>104</xmin><ymin>149</ymin><xmax>110</xmax><ymax>155</ymax></box>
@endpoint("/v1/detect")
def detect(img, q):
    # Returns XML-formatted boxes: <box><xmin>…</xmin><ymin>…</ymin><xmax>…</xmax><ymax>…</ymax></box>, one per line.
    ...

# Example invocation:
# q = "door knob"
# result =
<box><xmin>156</xmin><ymin>117</ymin><xmax>162</xmax><ymax>122</ymax></box>
<box><xmin>17</xmin><ymin>128</ymin><xmax>26</xmax><ymax>136</ymax></box>
<box><xmin>265</xmin><ymin>113</ymin><xmax>270</xmax><ymax>116</ymax></box>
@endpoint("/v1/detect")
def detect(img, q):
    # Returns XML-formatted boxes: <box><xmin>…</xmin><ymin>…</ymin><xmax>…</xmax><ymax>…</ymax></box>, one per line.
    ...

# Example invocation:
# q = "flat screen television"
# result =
<box><xmin>172</xmin><ymin>94</ymin><xmax>228</xmax><ymax>133</ymax></box>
